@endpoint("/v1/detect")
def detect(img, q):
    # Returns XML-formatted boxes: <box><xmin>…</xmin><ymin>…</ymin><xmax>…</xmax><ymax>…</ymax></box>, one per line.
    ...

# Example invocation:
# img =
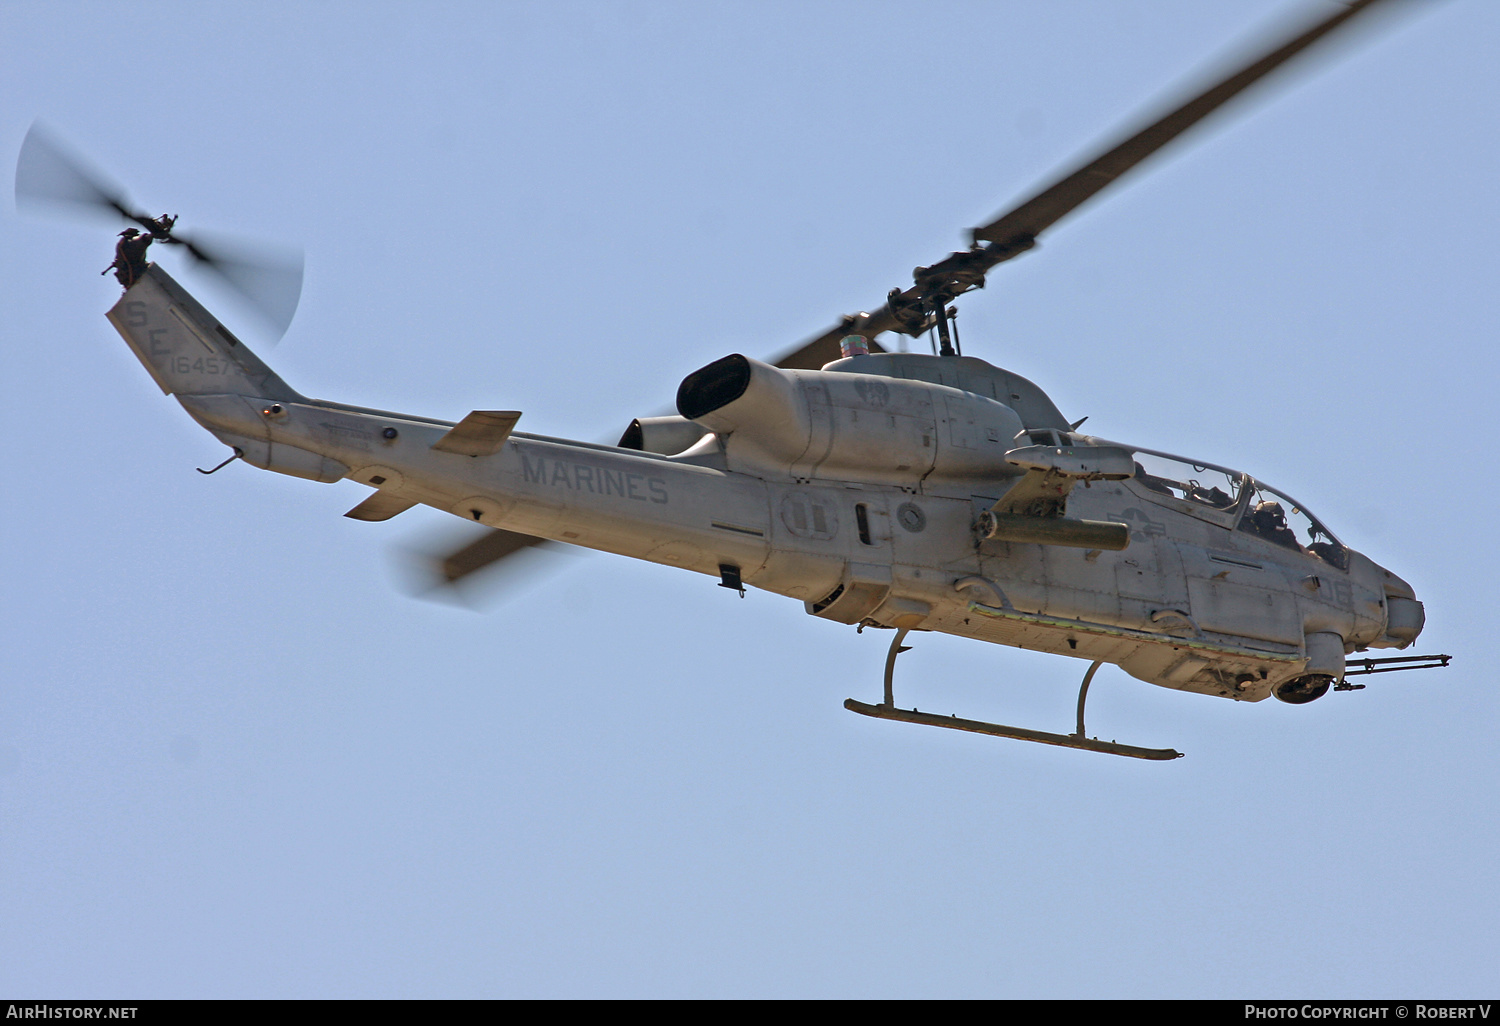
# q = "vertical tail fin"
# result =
<box><xmin>106</xmin><ymin>263</ymin><xmax>298</xmax><ymax>401</ymax></box>
<box><xmin>106</xmin><ymin>263</ymin><xmax>350</xmax><ymax>483</ymax></box>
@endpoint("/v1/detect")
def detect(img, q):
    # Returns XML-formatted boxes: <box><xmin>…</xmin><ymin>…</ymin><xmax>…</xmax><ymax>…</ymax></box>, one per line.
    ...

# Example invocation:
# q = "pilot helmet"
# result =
<box><xmin>1255</xmin><ymin>500</ymin><xmax>1286</xmax><ymax>525</ymax></box>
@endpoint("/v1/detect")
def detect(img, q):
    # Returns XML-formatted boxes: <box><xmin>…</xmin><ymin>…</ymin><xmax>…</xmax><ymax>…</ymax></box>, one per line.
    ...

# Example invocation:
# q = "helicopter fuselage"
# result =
<box><xmin>108</xmin><ymin>264</ymin><xmax>1424</xmax><ymax>709</ymax></box>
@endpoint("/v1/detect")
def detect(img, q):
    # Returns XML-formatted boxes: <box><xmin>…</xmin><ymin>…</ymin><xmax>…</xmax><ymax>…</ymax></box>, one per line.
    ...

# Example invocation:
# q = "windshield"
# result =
<box><xmin>1237</xmin><ymin>480</ymin><xmax>1348</xmax><ymax>570</ymax></box>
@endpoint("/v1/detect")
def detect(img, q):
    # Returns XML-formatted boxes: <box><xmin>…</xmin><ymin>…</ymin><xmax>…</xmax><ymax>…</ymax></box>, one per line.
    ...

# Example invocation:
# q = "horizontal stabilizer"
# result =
<box><xmin>344</xmin><ymin>490</ymin><xmax>419</xmax><ymax>522</ymax></box>
<box><xmin>431</xmin><ymin>410</ymin><xmax>521</xmax><ymax>457</ymax></box>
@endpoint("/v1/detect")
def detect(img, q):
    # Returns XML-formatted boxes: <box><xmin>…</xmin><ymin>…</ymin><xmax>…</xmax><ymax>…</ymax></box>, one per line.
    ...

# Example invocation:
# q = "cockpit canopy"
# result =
<box><xmin>1121</xmin><ymin>446</ymin><xmax>1348</xmax><ymax>570</ymax></box>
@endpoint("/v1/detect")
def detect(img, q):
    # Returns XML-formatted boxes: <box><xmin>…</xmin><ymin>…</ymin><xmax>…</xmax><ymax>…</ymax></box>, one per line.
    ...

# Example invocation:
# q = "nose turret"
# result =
<box><xmin>1350</xmin><ymin>553</ymin><xmax>1425</xmax><ymax>650</ymax></box>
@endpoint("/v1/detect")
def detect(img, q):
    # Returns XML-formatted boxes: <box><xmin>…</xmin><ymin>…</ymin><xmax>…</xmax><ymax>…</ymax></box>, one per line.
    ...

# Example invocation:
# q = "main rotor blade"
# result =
<box><xmin>15</xmin><ymin>122</ymin><xmax>137</xmax><ymax>224</ymax></box>
<box><xmin>789</xmin><ymin>0</ymin><xmax>1403</xmax><ymax>355</ymax></box>
<box><xmin>971</xmin><ymin>0</ymin><xmax>1396</xmax><ymax>249</ymax></box>
<box><xmin>169</xmin><ymin>229</ymin><xmax>304</xmax><ymax>340</ymax></box>
<box><xmin>437</xmin><ymin>527</ymin><xmax>550</xmax><ymax>585</ymax></box>
<box><xmin>770</xmin><ymin>331</ymin><xmax>887</xmax><ymax>371</ymax></box>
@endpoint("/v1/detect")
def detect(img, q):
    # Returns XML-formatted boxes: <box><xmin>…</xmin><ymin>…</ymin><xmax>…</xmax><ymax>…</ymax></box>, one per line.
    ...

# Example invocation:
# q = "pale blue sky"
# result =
<box><xmin>1</xmin><ymin>0</ymin><xmax>1496</xmax><ymax>997</ymax></box>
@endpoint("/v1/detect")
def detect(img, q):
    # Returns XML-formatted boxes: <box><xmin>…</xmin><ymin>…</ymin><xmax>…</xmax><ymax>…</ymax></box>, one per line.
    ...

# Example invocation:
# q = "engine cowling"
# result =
<box><xmin>676</xmin><ymin>353</ymin><xmax>1024</xmax><ymax>483</ymax></box>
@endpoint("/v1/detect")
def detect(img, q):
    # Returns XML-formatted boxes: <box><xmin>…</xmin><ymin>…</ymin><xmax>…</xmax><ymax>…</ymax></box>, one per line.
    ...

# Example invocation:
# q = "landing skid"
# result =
<box><xmin>844</xmin><ymin>629</ymin><xmax>1184</xmax><ymax>761</ymax></box>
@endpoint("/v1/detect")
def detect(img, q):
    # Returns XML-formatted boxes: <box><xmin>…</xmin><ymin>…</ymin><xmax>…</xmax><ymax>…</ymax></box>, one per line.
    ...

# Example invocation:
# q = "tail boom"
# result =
<box><xmin>105</xmin><ymin>265</ymin><xmax>776</xmax><ymax>582</ymax></box>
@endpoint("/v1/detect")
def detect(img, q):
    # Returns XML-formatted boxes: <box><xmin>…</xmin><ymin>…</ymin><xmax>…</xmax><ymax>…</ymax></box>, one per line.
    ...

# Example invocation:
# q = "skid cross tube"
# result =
<box><xmin>845</xmin><ymin>630</ymin><xmax>1183</xmax><ymax>761</ymax></box>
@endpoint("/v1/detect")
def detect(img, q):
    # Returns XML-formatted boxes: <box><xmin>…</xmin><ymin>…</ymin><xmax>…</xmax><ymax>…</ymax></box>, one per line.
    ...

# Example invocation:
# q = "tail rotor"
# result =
<box><xmin>16</xmin><ymin>121</ymin><xmax>303</xmax><ymax>340</ymax></box>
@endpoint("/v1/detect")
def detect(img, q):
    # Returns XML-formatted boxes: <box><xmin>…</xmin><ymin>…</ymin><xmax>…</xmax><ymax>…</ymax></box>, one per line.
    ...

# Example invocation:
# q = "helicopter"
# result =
<box><xmin>17</xmin><ymin>0</ymin><xmax>1451</xmax><ymax>761</ymax></box>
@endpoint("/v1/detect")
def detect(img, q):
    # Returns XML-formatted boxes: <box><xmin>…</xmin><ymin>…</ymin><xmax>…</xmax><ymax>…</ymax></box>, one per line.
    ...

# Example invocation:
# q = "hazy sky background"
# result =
<box><xmin>2</xmin><ymin>0</ymin><xmax>1496</xmax><ymax>998</ymax></box>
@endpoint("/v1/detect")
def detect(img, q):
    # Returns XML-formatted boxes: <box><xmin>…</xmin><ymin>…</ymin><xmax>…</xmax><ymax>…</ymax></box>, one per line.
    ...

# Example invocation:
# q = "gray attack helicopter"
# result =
<box><xmin>19</xmin><ymin>0</ymin><xmax>1450</xmax><ymax>761</ymax></box>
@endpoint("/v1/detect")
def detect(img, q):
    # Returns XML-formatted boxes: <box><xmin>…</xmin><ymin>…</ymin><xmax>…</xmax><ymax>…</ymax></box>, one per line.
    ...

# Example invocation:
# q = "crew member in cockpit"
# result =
<box><xmin>1245</xmin><ymin>500</ymin><xmax>1301</xmax><ymax>551</ymax></box>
